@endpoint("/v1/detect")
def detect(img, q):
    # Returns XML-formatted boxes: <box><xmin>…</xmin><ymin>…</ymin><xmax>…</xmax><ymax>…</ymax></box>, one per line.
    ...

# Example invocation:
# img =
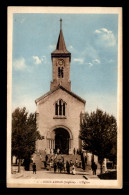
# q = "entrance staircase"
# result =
<box><xmin>30</xmin><ymin>152</ymin><xmax>100</xmax><ymax>180</ymax></box>
<box><xmin>31</xmin><ymin>152</ymin><xmax>81</xmax><ymax>171</ymax></box>
<box><xmin>30</xmin><ymin>152</ymin><xmax>44</xmax><ymax>170</ymax></box>
<box><xmin>61</xmin><ymin>154</ymin><xmax>81</xmax><ymax>163</ymax></box>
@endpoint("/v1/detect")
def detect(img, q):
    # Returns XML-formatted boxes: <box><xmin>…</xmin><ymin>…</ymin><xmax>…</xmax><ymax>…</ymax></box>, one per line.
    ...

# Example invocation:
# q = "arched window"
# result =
<box><xmin>59</xmin><ymin>100</ymin><xmax>62</xmax><ymax>115</ymax></box>
<box><xmin>63</xmin><ymin>103</ymin><xmax>65</xmax><ymax>116</ymax></box>
<box><xmin>55</xmin><ymin>99</ymin><xmax>66</xmax><ymax>116</ymax></box>
<box><xmin>61</xmin><ymin>67</ymin><xmax>63</xmax><ymax>78</ymax></box>
<box><xmin>55</xmin><ymin>103</ymin><xmax>58</xmax><ymax>115</ymax></box>
<box><xmin>58</xmin><ymin>67</ymin><xmax>64</xmax><ymax>78</ymax></box>
<box><xmin>58</xmin><ymin>67</ymin><xmax>61</xmax><ymax>78</ymax></box>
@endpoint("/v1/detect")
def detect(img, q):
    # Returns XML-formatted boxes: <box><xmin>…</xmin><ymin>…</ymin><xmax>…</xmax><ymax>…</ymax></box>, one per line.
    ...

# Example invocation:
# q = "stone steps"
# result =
<box><xmin>32</xmin><ymin>153</ymin><xmax>81</xmax><ymax>170</ymax></box>
<box><xmin>63</xmin><ymin>154</ymin><xmax>81</xmax><ymax>163</ymax></box>
<box><xmin>31</xmin><ymin>153</ymin><xmax>44</xmax><ymax>170</ymax></box>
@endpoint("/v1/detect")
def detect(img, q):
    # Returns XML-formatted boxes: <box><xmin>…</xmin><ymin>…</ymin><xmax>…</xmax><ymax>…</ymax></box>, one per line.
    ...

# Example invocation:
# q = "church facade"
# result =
<box><xmin>35</xmin><ymin>20</ymin><xmax>86</xmax><ymax>155</ymax></box>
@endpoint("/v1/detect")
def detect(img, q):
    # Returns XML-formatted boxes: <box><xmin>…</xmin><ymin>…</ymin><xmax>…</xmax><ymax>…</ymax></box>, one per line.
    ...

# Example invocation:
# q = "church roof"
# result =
<box><xmin>35</xmin><ymin>85</ymin><xmax>86</xmax><ymax>105</ymax></box>
<box><xmin>51</xmin><ymin>19</ymin><xmax>71</xmax><ymax>57</ymax></box>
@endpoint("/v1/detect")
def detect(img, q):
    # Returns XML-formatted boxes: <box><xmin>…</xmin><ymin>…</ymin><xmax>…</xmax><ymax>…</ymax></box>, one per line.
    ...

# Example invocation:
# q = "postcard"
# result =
<box><xmin>7</xmin><ymin>6</ymin><xmax>122</xmax><ymax>188</ymax></box>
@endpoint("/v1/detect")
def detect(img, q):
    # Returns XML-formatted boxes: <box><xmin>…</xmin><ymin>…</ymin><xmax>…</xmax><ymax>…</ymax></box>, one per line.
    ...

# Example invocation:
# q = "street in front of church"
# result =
<box><xmin>11</xmin><ymin>165</ymin><xmax>100</xmax><ymax>180</ymax></box>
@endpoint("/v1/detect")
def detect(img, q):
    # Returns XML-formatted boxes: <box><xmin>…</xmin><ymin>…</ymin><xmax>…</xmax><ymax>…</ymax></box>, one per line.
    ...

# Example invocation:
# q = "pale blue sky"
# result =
<box><xmin>12</xmin><ymin>13</ymin><xmax>118</xmax><ymax>117</ymax></box>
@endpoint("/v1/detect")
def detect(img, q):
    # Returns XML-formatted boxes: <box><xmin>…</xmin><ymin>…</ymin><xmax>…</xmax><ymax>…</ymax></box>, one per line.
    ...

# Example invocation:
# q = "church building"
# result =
<box><xmin>35</xmin><ymin>19</ymin><xmax>86</xmax><ymax>155</ymax></box>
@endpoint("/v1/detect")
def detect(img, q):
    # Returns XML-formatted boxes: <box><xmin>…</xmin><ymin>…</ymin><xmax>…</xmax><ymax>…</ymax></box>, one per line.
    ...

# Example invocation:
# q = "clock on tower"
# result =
<box><xmin>51</xmin><ymin>19</ymin><xmax>71</xmax><ymax>91</ymax></box>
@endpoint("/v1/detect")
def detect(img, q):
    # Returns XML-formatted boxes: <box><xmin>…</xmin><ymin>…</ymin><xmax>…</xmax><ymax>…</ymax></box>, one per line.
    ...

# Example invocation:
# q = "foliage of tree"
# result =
<box><xmin>12</xmin><ymin>107</ymin><xmax>43</xmax><ymax>172</ymax></box>
<box><xmin>80</xmin><ymin>109</ymin><xmax>117</xmax><ymax>173</ymax></box>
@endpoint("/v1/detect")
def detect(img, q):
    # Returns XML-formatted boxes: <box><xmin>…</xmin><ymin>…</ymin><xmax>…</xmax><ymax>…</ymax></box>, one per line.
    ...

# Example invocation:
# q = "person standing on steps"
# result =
<box><xmin>82</xmin><ymin>158</ymin><xmax>85</xmax><ymax>171</ymax></box>
<box><xmin>70</xmin><ymin>160</ymin><xmax>73</xmax><ymax>166</ymax></box>
<box><xmin>32</xmin><ymin>163</ymin><xmax>36</xmax><ymax>174</ymax></box>
<box><xmin>57</xmin><ymin>160</ymin><xmax>60</xmax><ymax>173</ymax></box>
<box><xmin>61</xmin><ymin>155</ymin><xmax>64</xmax><ymax>163</ymax></box>
<box><xmin>91</xmin><ymin>161</ymin><xmax>97</xmax><ymax>175</ymax></box>
<box><xmin>75</xmin><ymin>158</ymin><xmax>78</xmax><ymax>167</ymax></box>
<box><xmin>44</xmin><ymin>154</ymin><xmax>48</xmax><ymax>169</ymax></box>
<box><xmin>45</xmin><ymin>154</ymin><xmax>48</xmax><ymax>162</ymax></box>
<box><xmin>85</xmin><ymin>155</ymin><xmax>87</xmax><ymax>164</ymax></box>
<box><xmin>54</xmin><ymin>161</ymin><xmax>57</xmax><ymax>173</ymax></box>
<box><xmin>63</xmin><ymin>161</ymin><xmax>66</xmax><ymax>173</ymax></box>
<box><xmin>81</xmin><ymin>151</ymin><xmax>83</xmax><ymax>161</ymax></box>
<box><xmin>85</xmin><ymin>155</ymin><xmax>87</xmax><ymax>170</ymax></box>
<box><xmin>66</xmin><ymin>161</ymin><xmax>70</xmax><ymax>174</ymax></box>
<box><xmin>72</xmin><ymin>164</ymin><xmax>76</xmax><ymax>175</ymax></box>
<box><xmin>59</xmin><ymin>160</ymin><xmax>63</xmax><ymax>173</ymax></box>
<box><xmin>57</xmin><ymin>148</ymin><xmax>60</xmax><ymax>155</ymax></box>
<box><xmin>49</xmin><ymin>159</ymin><xmax>53</xmax><ymax>171</ymax></box>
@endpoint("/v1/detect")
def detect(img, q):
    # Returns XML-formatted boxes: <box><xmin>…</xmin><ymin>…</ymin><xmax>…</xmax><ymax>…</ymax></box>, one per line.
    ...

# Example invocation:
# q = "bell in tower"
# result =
<box><xmin>51</xmin><ymin>19</ymin><xmax>71</xmax><ymax>91</ymax></box>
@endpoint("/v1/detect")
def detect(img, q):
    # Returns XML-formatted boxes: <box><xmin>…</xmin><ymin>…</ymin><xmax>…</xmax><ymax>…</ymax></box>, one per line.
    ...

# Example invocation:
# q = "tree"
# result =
<box><xmin>12</xmin><ymin>107</ymin><xmax>43</xmax><ymax>172</ymax></box>
<box><xmin>80</xmin><ymin>109</ymin><xmax>117</xmax><ymax>173</ymax></box>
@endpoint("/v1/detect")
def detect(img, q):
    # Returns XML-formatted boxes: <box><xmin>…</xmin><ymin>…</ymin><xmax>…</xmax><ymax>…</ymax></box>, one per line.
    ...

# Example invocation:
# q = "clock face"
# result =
<box><xmin>57</xmin><ymin>59</ymin><xmax>64</xmax><ymax>66</ymax></box>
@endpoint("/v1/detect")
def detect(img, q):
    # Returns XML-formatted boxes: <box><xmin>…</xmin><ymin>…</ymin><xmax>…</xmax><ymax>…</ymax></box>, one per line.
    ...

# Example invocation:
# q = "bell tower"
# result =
<box><xmin>51</xmin><ymin>19</ymin><xmax>71</xmax><ymax>91</ymax></box>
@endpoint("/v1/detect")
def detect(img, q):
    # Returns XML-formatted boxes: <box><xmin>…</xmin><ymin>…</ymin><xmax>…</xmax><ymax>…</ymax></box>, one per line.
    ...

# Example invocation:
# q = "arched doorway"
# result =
<box><xmin>54</xmin><ymin>128</ymin><xmax>70</xmax><ymax>154</ymax></box>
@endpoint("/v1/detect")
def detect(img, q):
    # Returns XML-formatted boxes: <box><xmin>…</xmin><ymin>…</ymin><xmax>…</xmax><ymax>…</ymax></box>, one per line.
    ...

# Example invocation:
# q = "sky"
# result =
<box><xmin>12</xmin><ymin>13</ymin><xmax>118</xmax><ymax>118</ymax></box>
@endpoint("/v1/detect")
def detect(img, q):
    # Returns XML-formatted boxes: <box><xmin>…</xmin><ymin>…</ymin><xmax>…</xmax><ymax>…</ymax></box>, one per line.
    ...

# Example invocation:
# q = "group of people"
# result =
<box><xmin>32</xmin><ymin>150</ymin><xmax>98</xmax><ymax>175</ymax></box>
<box><xmin>48</xmin><ymin>147</ymin><xmax>81</xmax><ymax>156</ymax></box>
<box><xmin>44</xmin><ymin>154</ymin><xmax>76</xmax><ymax>175</ymax></box>
<box><xmin>53</xmin><ymin>159</ymin><xmax>76</xmax><ymax>175</ymax></box>
<box><xmin>43</xmin><ymin>152</ymin><xmax>98</xmax><ymax>175</ymax></box>
<box><xmin>73</xmin><ymin>148</ymin><xmax>81</xmax><ymax>155</ymax></box>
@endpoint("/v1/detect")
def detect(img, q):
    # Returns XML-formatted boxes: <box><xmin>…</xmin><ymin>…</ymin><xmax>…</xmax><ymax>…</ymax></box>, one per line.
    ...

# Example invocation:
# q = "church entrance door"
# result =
<box><xmin>54</xmin><ymin>128</ymin><xmax>70</xmax><ymax>154</ymax></box>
